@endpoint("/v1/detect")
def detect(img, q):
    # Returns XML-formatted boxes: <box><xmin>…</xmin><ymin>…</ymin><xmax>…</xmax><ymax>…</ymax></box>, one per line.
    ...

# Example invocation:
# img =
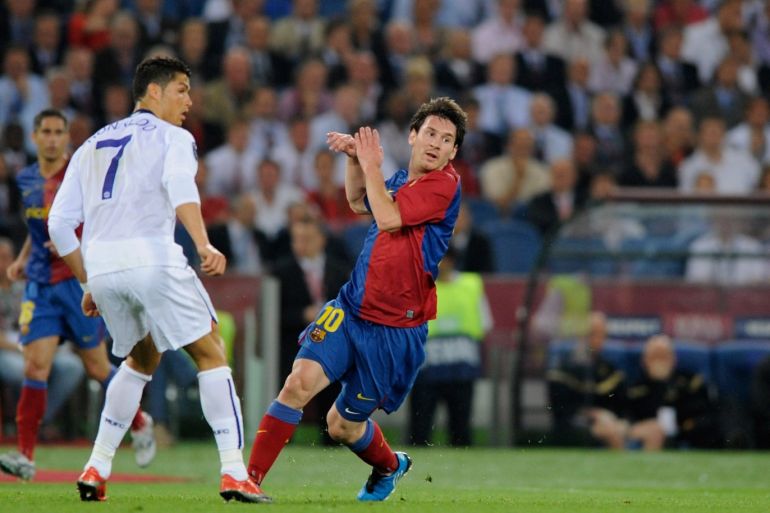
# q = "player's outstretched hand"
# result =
<box><xmin>327</xmin><ymin>131</ymin><xmax>357</xmax><ymax>158</ymax></box>
<box><xmin>198</xmin><ymin>243</ymin><xmax>227</xmax><ymax>276</ymax></box>
<box><xmin>81</xmin><ymin>292</ymin><xmax>100</xmax><ymax>317</ymax></box>
<box><xmin>6</xmin><ymin>259</ymin><xmax>25</xmax><ymax>281</ymax></box>
<box><xmin>353</xmin><ymin>127</ymin><xmax>383</xmax><ymax>175</ymax></box>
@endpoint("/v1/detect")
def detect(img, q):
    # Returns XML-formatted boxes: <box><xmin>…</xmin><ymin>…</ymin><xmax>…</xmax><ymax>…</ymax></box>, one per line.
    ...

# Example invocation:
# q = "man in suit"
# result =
<box><xmin>515</xmin><ymin>12</ymin><xmax>566</xmax><ymax>93</ymax></box>
<box><xmin>690</xmin><ymin>56</ymin><xmax>750</xmax><ymax>129</ymax></box>
<box><xmin>450</xmin><ymin>202</ymin><xmax>494</xmax><ymax>273</ymax></box>
<box><xmin>207</xmin><ymin>193</ymin><xmax>268</xmax><ymax>276</ymax></box>
<box><xmin>28</xmin><ymin>11</ymin><xmax>65</xmax><ymax>76</ymax></box>
<box><xmin>527</xmin><ymin>158</ymin><xmax>586</xmax><ymax>237</ymax></box>
<box><xmin>434</xmin><ymin>28</ymin><xmax>484</xmax><ymax>97</ymax></box>
<box><xmin>243</xmin><ymin>16</ymin><xmax>293</xmax><ymax>89</ymax></box>
<box><xmin>656</xmin><ymin>27</ymin><xmax>700</xmax><ymax>106</ymax></box>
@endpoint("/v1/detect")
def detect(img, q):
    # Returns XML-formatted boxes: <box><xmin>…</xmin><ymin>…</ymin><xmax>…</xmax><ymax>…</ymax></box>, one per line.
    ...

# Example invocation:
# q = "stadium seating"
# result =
<box><xmin>479</xmin><ymin>218</ymin><xmax>541</xmax><ymax>274</ymax></box>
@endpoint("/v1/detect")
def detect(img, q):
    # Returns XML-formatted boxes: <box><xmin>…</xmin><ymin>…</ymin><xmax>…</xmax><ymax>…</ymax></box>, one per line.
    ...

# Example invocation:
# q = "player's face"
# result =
<box><xmin>408</xmin><ymin>115</ymin><xmax>458</xmax><ymax>172</ymax></box>
<box><xmin>158</xmin><ymin>73</ymin><xmax>192</xmax><ymax>126</ymax></box>
<box><xmin>32</xmin><ymin>116</ymin><xmax>69</xmax><ymax>163</ymax></box>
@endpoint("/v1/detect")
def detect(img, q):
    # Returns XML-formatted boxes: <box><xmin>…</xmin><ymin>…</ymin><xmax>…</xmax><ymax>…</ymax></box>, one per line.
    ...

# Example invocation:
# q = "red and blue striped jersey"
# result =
<box><xmin>17</xmin><ymin>162</ymin><xmax>77</xmax><ymax>284</ymax></box>
<box><xmin>338</xmin><ymin>164</ymin><xmax>461</xmax><ymax>327</ymax></box>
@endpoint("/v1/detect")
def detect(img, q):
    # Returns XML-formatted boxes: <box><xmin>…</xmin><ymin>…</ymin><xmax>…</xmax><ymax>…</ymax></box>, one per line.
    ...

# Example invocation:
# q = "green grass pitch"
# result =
<box><xmin>1</xmin><ymin>443</ymin><xmax>769</xmax><ymax>512</ymax></box>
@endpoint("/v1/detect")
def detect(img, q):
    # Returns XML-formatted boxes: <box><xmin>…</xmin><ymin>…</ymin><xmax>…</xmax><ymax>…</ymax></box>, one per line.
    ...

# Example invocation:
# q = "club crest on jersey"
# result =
<box><xmin>309</xmin><ymin>327</ymin><xmax>326</xmax><ymax>343</ymax></box>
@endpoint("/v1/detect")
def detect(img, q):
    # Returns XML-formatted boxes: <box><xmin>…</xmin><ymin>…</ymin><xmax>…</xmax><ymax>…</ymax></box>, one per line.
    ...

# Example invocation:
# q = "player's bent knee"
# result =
<box><xmin>326</xmin><ymin>408</ymin><xmax>365</xmax><ymax>444</ymax></box>
<box><xmin>185</xmin><ymin>332</ymin><xmax>227</xmax><ymax>371</ymax></box>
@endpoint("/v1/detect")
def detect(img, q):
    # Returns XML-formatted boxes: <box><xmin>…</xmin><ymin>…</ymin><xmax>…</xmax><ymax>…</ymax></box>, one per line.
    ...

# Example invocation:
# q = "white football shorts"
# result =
<box><xmin>90</xmin><ymin>266</ymin><xmax>218</xmax><ymax>358</ymax></box>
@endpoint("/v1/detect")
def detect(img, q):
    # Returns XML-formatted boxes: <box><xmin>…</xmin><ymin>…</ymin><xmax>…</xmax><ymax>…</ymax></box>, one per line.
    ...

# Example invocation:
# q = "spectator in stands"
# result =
<box><xmin>0</xmin><ymin>0</ymin><xmax>35</xmax><ymax>54</ymax></box>
<box><xmin>653</xmin><ymin>0</ymin><xmax>708</xmax><ymax>31</ymax></box>
<box><xmin>588</xmin><ymin>30</ymin><xmax>637</xmax><ymax>96</ymax></box>
<box><xmin>542</xmin><ymin>0</ymin><xmax>605</xmax><ymax>65</ymax></box>
<box><xmin>692</xmin><ymin>171</ymin><xmax>716</xmax><ymax>194</ymax></box>
<box><xmin>449</xmin><ymin>202</ymin><xmax>494</xmax><ymax>273</ymax></box>
<box><xmin>270</xmin><ymin>0</ymin><xmax>326</xmax><ymax>63</ymax></box>
<box><xmin>452</xmin><ymin>97</ymin><xmax>496</xmax><ymax>182</ymax></box>
<box><xmin>622</xmin><ymin>63</ymin><xmax>672</xmax><ymax>128</ymax></box>
<box><xmin>182</xmin><ymin>87</ymin><xmax>224</xmax><ymax>154</ymax></box>
<box><xmin>726</xmin><ymin>96</ymin><xmax>770</xmax><ymax>166</ymax></box>
<box><xmin>1</xmin><ymin>122</ymin><xmax>27</xmax><ymax>174</ymax></box>
<box><xmin>589</xmin><ymin>92</ymin><xmax>626</xmax><ymax>174</ymax></box>
<box><xmin>29</xmin><ymin>11</ymin><xmax>65</xmax><ymax>76</ymax></box>
<box><xmin>97</xmin><ymin>83</ymin><xmax>132</xmax><ymax>126</ymax></box>
<box><xmin>514</xmin><ymin>11</ymin><xmax>566</xmax><ymax>94</ymax></box>
<box><xmin>690</xmin><ymin>57</ymin><xmax>750</xmax><ymax>129</ymax></box>
<box><xmin>407</xmin><ymin>0</ymin><xmax>446</xmax><ymax>59</ymax></box>
<box><xmin>662</xmin><ymin>106</ymin><xmax>695</xmax><ymax>168</ymax></box>
<box><xmin>554</xmin><ymin>57</ymin><xmax>592</xmax><ymax>131</ymax></box>
<box><xmin>309</xmin><ymin>84</ymin><xmax>364</xmax><ymax>160</ymax></box>
<box><xmin>205</xmin><ymin>0</ymin><xmax>262</xmax><ymax>56</ymax></box>
<box><xmin>378</xmin><ymin>21</ymin><xmax>415</xmax><ymax>91</ymax></box>
<box><xmin>471</xmin><ymin>0</ymin><xmax>523</xmax><ymax>65</ymax></box>
<box><xmin>0</xmin><ymin>46</ymin><xmax>50</xmax><ymax>154</ymax></box>
<box><xmin>529</xmin><ymin>93</ymin><xmax>573</xmax><ymax>164</ymax></box>
<box><xmin>727</xmin><ymin>30</ymin><xmax>758</xmax><ymax>96</ymax></box>
<box><xmin>205</xmin><ymin>118</ymin><xmax>262</xmax><ymax>197</ymax></box>
<box><xmin>655</xmin><ymin>27</ymin><xmax>700</xmax><ymax>107</ymax></box>
<box><xmin>681</xmin><ymin>0</ymin><xmax>743</xmax><ymax>84</ymax></box>
<box><xmin>45</xmin><ymin>68</ymin><xmax>76</xmax><ymax>122</ymax></box>
<box><xmin>621</xmin><ymin>0</ymin><xmax>654</xmax><ymax>63</ymax></box>
<box><xmin>678</xmin><ymin>117</ymin><xmax>760</xmax><ymax>194</ymax></box>
<box><xmin>528</xmin><ymin>158</ymin><xmax>586</xmax><ymax>237</ymax></box>
<box><xmin>67</xmin><ymin>0</ymin><xmax>118</xmax><ymax>52</ymax></box>
<box><xmin>349</xmin><ymin>0</ymin><xmax>385</xmax><ymax>56</ymax></box>
<box><xmin>67</xmin><ymin>113</ymin><xmax>93</xmax><ymax>154</ymax></box>
<box><xmin>247</xmin><ymin>86</ymin><xmax>289</xmax><ymax>158</ymax></box>
<box><xmin>131</xmin><ymin>0</ymin><xmax>179</xmax><ymax>48</ymax></box>
<box><xmin>0</xmin><ymin>156</ymin><xmax>22</xmax><ymax>246</ymax></box>
<box><xmin>271</xmin><ymin>217</ymin><xmax>349</xmax><ymax>443</ymax></box>
<box><xmin>547</xmin><ymin>311</ymin><xmax>629</xmax><ymax>448</ymax></box>
<box><xmin>572</xmin><ymin>130</ymin><xmax>599</xmax><ymax>194</ymax></box>
<box><xmin>93</xmin><ymin>11</ymin><xmax>144</xmax><ymax>93</ymax></box>
<box><xmin>252</xmin><ymin>158</ymin><xmax>305</xmax><ymax>239</ymax></box>
<box><xmin>203</xmin><ymin>46</ymin><xmax>255</xmax><ymax>133</ymax></box>
<box><xmin>243</xmin><ymin>16</ymin><xmax>293</xmax><ymax>89</ymax></box>
<box><xmin>473</xmin><ymin>53</ymin><xmax>532</xmax><ymax>140</ymax></box>
<box><xmin>480</xmin><ymin>128</ymin><xmax>550</xmax><ymax>215</ymax></box>
<box><xmin>64</xmin><ymin>47</ymin><xmax>96</xmax><ymax>117</ymax></box>
<box><xmin>175</xmin><ymin>18</ymin><xmax>216</xmax><ymax>84</ymax></box>
<box><xmin>278</xmin><ymin>57</ymin><xmax>333</xmax><ymax>121</ymax></box>
<box><xmin>207</xmin><ymin>193</ymin><xmax>267</xmax><ymax>276</ymax></box>
<box><xmin>377</xmin><ymin>91</ymin><xmax>413</xmax><ymax>171</ymax></box>
<box><xmin>403</xmin><ymin>56</ymin><xmax>437</xmax><ymax>115</ymax></box>
<box><xmin>627</xmin><ymin>335</ymin><xmax>720</xmax><ymax>449</ymax></box>
<box><xmin>307</xmin><ymin>149</ymin><xmax>359</xmax><ymax>224</ymax></box>
<box><xmin>392</xmin><ymin>0</ymin><xmax>495</xmax><ymax>29</ymax></box>
<box><xmin>686</xmin><ymin>215</ymin><xmax>768</xmax><ymax>285</ymax></box>
<box><xmin>619</xmin><ymin>121</ymin><xmax>678</xmax><ymax>188</ymax></box>
<box><xmin>434</xmin><ymin>29</ymin><xmax>484</xmax><ymax>98</ymax></box>
<box><xmin>409</xmin><ymin>247</ymin><xmax>492</xmax><ymax>447</ymax></box>
<box><xmin>316</xmin><ymin>18</ymin><xmax>352</xmax><ymax>88</ymax></box>
<box><xmin>345</xmin><ymin>51</ymin><xmax>382</xmax><ymax>122</ymax></box>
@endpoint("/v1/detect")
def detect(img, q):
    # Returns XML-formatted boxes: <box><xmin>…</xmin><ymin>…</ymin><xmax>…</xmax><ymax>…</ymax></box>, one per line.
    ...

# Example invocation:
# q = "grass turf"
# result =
<box><xmin>0</xmin><ymin>443</ymin><xmax>769</xmax><ymax>512</ymax></box>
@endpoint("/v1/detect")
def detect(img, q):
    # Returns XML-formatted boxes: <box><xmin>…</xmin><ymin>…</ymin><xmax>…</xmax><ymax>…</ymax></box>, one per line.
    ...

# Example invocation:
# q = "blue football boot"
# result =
<box><xmin>356</xmin><ymin>451</ymin><xmax>413</xmax><ymax>501</ymax></box>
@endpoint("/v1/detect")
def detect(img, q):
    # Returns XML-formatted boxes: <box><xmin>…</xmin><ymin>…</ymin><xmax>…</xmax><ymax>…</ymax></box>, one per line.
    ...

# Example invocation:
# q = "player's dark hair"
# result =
<box><xmin>132</xmin><ymin>56</ymin><xmax>191</xmax><ymax>102</ymax></box>
<box><xmin>408</xmin><ymin>97</ymin><xmax>467</xmax><ymax>149</ymax></box>
<box><xmin>33</xmin><ymin>109</ymin><xmax>68</xmax><ymax>131</ymax></box>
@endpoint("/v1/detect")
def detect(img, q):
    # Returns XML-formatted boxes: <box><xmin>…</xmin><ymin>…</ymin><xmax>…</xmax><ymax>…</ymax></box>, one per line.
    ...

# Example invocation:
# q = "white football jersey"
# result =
<box><xmin>49</xmin><ymin>110</ymin><xmax>200</xmax><ymax>278</ymax></box>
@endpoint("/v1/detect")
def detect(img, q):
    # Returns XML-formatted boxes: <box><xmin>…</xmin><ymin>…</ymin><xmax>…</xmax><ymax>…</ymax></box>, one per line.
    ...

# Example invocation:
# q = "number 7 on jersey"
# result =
<box><xmin>96</xmin><ymin>135</ymin><xmax>132</xmax><ymax>200</ymax></box>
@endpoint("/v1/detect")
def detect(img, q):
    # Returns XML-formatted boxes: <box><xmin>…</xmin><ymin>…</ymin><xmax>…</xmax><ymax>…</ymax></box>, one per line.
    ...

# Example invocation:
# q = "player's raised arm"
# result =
<box><xmin>328</xmin><ymin>131</ymin><xmax>369</xmax><ymax>215</ymax></box>
<box><xmin>355</xmin><ymin>127</ymin><xmax>402</xmax><ymax>232</ymax></box>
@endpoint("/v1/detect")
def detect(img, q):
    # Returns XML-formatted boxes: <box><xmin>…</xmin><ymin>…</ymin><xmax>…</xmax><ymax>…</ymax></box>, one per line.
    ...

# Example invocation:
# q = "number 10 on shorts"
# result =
<box><xmin>316</xmin><ymin>305</ymin><xmax>344</xmax><ymax>332</ymax></box>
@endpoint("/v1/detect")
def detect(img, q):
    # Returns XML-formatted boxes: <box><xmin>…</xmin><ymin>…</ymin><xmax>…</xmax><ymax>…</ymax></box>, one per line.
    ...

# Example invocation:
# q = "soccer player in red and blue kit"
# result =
<box><xmin>247</xmin><ymin>97</ymin><xmax>466</xmax><ymax>501</ymax></box>
<box><xmin>0</xmin><ymin>109</ymin><xmax>154</xmax><ymax>481</ymax></box>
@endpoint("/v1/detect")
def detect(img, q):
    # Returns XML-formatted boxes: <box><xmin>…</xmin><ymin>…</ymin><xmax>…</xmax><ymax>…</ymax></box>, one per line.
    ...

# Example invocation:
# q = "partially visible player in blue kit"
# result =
<box><xmin>0</xmin><ymin>109</ymin><xmax>155</xmax><ymax>482</ymax></box>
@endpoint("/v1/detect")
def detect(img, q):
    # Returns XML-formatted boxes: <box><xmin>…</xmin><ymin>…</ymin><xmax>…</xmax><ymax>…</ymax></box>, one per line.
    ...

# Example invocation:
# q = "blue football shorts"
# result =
<box><xmin>296</xmin><ymin>298</ymin><xmax>428</xmax><ymax>422</ymax></box>
<box><xmin>19</xmin><ymin>278</ymin><xmax>104</xmax><ymax>349</ymax></box>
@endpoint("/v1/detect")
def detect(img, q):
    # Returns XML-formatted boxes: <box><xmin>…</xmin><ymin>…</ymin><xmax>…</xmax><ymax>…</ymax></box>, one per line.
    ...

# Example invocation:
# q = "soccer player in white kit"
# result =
<box><xmin>47</xmin><ymin>57</ymin><xmax>270</xmax><ymax>503</ymax></box>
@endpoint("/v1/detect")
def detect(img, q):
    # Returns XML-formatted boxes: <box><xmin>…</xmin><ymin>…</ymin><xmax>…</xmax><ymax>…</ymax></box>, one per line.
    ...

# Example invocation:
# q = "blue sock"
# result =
<box><xmin>349</xmin><ymin>419</ymin><xmax>374</xmax><ymax>453</ymax></box>
<box><xmin>22</xmin><ymin>378</ymin><xmax>47</xmax><ymax>390</ymax></box>
<box><xmin>266</xmin><ymin>400</ymin><xmax>302</xmax><ymax>425</ymax></box>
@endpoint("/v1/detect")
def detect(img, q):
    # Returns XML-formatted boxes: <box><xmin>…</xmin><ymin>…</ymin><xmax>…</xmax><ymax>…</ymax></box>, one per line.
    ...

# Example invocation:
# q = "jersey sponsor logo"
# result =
<box><xmin>309</xmin><ymin>327</ymin><xmax>326</xmax><ymax>342</ymax></box>
<box><xmin>25</xmin><ymin>206</ymin><xmax>50</xmax><ymax>219</ymax></box>
<box><xmin>356</xmin><ymin>393</ymin><xmax>375</xmax><ymax>402</ymax></box>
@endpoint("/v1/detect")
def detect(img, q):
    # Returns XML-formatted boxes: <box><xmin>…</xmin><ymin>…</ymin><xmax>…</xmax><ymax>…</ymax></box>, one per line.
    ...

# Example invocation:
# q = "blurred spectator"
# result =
<box><xmin>514</xmin><ymin>12</ymin><xmax>566</xmax><ymax>94</ymax></box>
<box><xmin>471</xmin><ymin>0</ymin><xmax>523</xmax><ymax>64</ymax></box>
<box><xmin>434</xmin><ymin>29</ymin><xmax>484</xmax><ymax>98</ymax></box>
<box><xmin>588</xmin><ymin>30</ymin><xmax>637</xmax><ymax>96</ymax></box>
<box><xmin>377</xmin><ymin>91</ymin><xmax>412</xmax><ymax>171</ymax></box>
<box><xmin>130</xmin><ymin>0</ymin><xmax>179</xmax><ymax>48</ymax></box>
<box><xmin>278</xmin><ymin>57</ymin><xmax>332</xmax><ymax>121</ymax></box>
<box><xmin>29</xmin><ymin>10</ymin><xmax>65</xmax><ymax>76</ymax></box>
<box><xmin>309</xmin><ymin>84</ymin><xmax>364</xmax><ymax>159</ymax></box>
<box><xmin>589</xmin><ymin>92</ymin><xmax>626</xmax><ymax>174</ymax></box>
<box><xmin>68</xmin><ymin>113</ymin><xmax>93</xmax><ymax>152</ymax></box>
<box><xmin>45</xmin><ymin>68</ymin><xmax>76</xmax><ymax>122</ymax></box>
<box><xmin>175</xmin><ymin>18</ymin><xmax>217</xmax><ymax>84</ymax></box>
<box><xmin>678</xmin><ymin>117</ymin><xmax>760</xmax><ymax>194</ymax></box>
<box><xmin>0</xmin><ymin>47</ymin><xmax>50</xmax><ymax>154</ymax></box>
<box><xmin>619</xmin><ymin>121</ymin><xmax>677</xmax><ymax>188</ymax></box>
<box><xmin>93</xmin><ymin>11</ymin><xmax>144</xmax><ymax>96</ymax></box>
<box><xmin>252</xmin><ymin>158</ymin><xmax>305</xmax><ymax>238</ymax></box>
<box><xmin>183</xmin><ymin>87</ymin><xmax>224</xmax><ymax>154</ymax></box>
<box><xmin>270</xmin><ymin>115</ymin><xmax>319</xmax><ymax>187</ymax></box>
<box><xmin>653</xmin><ymin>0</ymin><xmax>709</xmax><ymax>31</ymax></box>
<box><xmin>553</xmin><ymin>57</ymin><xmax>591</xmax><ymax>131</ymax></box>
<box><xmin>402</xmin><ymin>56</ymin><xmax>436</xmax><ymax>115</ymax></box>
<box><xmin>627</xmin><ymin>335</ymin><xmax>720</xmax><ymax>449</ymax></box>
<box><xmin>726</xmin><ymin>96</ymin><xmax>770</xmax><ymax>166</ymax></box>
<box><xmin>622</xmin><ymin>0</ymin><xmax>654</xmax><ymax>63</ymax></box>
<box><xmin>203</xmin><ymin>46</ymin><xmax>255</xmax><ymax>133</ymax></box>
<box><xmin>690</xmin><ymin>57</ymin><xmax>750</xmax><ymax>129</ymax></box>
<box><xmin>379</xmin><ymin>21</ymin><xmax>415</xmax><ymax>91</ymax></box>
<box><xmin>662</xmin><ymin>106</ymin><xmax>695</xmax><ymax>168</ymax></box>
<box><xmin>727</xmin><ymin>30</ymin><xmax>758</xmax><ymax>95</ymax></box>
<box><xmin>316</xmin><ymin>18</ymin><xmax>352</xmax><ymax>88</ymax></box>
<box><xmin>409</xmin><ymin>247</ymin><xmax>492</xmax><ymax>447</ymax></box>
<box><xmin>480</xmin><ymin>128</ymin><xmax>550</xmax><ymax>215</ymax></box>
<box><xmin>547</xmin><ymin>311</ymin><xmax>628</xmax><ymax>448</ymax></box>
<box><xmin>0</xmin><ymin>0</ymin><xmax>36</xmax><ymax>53</ymax></box>
<box><xmin>64</xmin><ymin>47</ymin><xmax>97</xmax><ymax>116</ymax></box>
<box><xmin>345</xmin><ymin>51</ymin><xmax>383</xmax><ymax>122</ymax></box>
<box><xmin>97</xmin><ymin>83</ymin><xmax>132</xmax><ymax>126</ymax></box>
<box><xmin>207</xmin><ymin>193</ymin><xmax>267</xmax><ymax>275</ymax></box>
<box><xmin>622</xmin><ymin>63</ymin><xmax>671</xmax><ymax>127</ymax></box>
<box><xmin>68</xmin><ymin>0</ymin><xmax>119</xmax><ymax>52</ymax></box>
<box><xmin>392</xmin><ymin>0</ymin><xmax>495</xmax><ymax>28</ymax></box>
<box><xmin>0</xmin><ymin>157</ymin><xmax>22</xmax><ymax>245</ymax></box>
<box><xmin>206</xmin><ymin>0</ymin><xmax>263</xmax><ymax>56</ymax></box>
<box><xmin>572</xmin><ymin>130</ymin><xmax>598</xmax><ymax>193</ymax></box>
<box><xmin>204</xmin><ymin>118</ymin><xmax>261</xmax><ymax>196</ymax></box>
<box><xmin>349</xmin><ymin>0</ymin><xmax>385</xmax><ymax>55</ymax></box>
<box><xmin>686</xmin><ymin>216</ymin><xmax>768</xmax><ymax>285</ymax></box>
<box><xmin>452</xmin><ymin>97</ymin><xmax>496</xmax><ymax>179</ymax></box>
<box><xmin>681</xmin><ymin>0</ymin><xmax>743</xmax><ymax>84</ymax></box>
<box><xmin>751</xmin><ymin>0</ymin><xmax>770</xmax><ymax>76</ymax></box>
<box><xmin>692</xmin><ymin>171</ymin><xmax>716</xmax><ymax>193</ymax></box>
<box><xmin>529</xmin><ymin>93</ymin><xmax>573</xmax><ymax>164</ymax></box>
<box><xmin>307</xmin><ymin>149</ymin><xmax>358</xmax><ymax>224</ymax></box>
<box><xmin>1</xmin><ymin>122</ymin><xmax>28</xmax><ymax>173</ymax></box>
<box><xmin>270</xmin><ymin>217</ymin><xmax>348</xmax><ymax>443</ymax></box>
<box><xmin>528</xmin><ymin>158</ymin><xmax>586</xmax><ymax>237</ymax></box>
<box><xmin>243</xmin><ymin>16</ymin><xmax>292</xmax><ymax>89</ymax></box>
<box><xmin>408</xmin><ymin>0</ymin><xmax>446</xmax><ymax>59</ymax></box>
<box><xmin>449</xmin><ymin>202</ymin><xmax>494</xmax><ymax>273</ymax></box>
<box><xmin>655</xmin><ymin>27</ymin><xmax>700</xmax><ymax>106</ymax></box>
<box><xmin>473</xmin><ymin>53</ymin><xmax>531</xmax><ymax>139</ymax></box>
<box><xmin>542</xmin><ymin>0</ymin><xmax>605</xmax><ymax>65</ymax></box>
<box><xmin>270</xmin><ymin>0</ymin><xmax>326</xmax><ymax>62</ymax></box>
<box><xmin>247</xmin><ymin>86</ymin><xmax>289</xmax><ymax>158</ymax></box>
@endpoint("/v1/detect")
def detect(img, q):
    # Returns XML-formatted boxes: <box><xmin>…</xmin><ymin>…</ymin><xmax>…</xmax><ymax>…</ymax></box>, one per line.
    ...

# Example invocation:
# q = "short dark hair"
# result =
<box><xmin>408</xmin><ymin>97</ymin><xmax>467</xmax><ymax>149</ymax></box>
<box><xmin>33</xmin><ymin>109</ymin><xmax>68</xmax><ymax>131</ymax></box>
<box><xmin>132</xmin><ymin>56</ymin><xmax>191</xmax><ymax>102</ymax></box>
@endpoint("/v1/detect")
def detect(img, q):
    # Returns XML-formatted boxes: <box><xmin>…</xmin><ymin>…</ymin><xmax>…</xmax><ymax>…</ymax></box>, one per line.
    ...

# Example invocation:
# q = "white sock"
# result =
<box><xmin>198</xmin><ymin>366</ymin><xmax>248</xmax><ymax>480</ymax></box>
<box><xmin>85</xmin><ymin>363</ymin><xmax>151</xmax><ymax>479</ymax></box>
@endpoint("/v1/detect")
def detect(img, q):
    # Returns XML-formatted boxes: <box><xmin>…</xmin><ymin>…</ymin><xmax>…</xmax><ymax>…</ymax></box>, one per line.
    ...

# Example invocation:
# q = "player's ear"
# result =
<box><xmin>147</xmin><ymin>82</ymin><xmax>162</xmax><ymax>100</ymax></box>
<box><xmin>449</xmin><ymin>145</ymin><xmax>457</xmax><ymax>160</ymax></box>
<box><xmin>408</xmin><ymin>129</ymin><xmax>417</xmax><ymax>146</ymax></box>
